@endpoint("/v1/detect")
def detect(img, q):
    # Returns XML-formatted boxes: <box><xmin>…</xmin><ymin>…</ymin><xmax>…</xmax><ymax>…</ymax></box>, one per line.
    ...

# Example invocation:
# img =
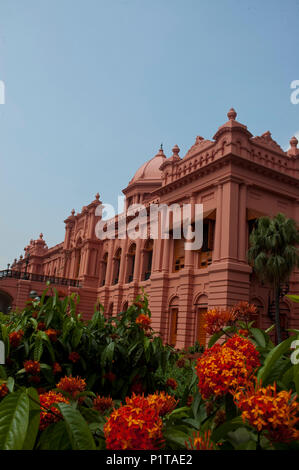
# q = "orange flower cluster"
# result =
<box><xmin>166</xmin><ymin>378</ymin><xmax>178</xmax><ymax>390</ymax></box>
<box><xmin>146</xmin><ymin>392</ymin><xmax>178</xmax><ymax>417</ymax></box>
<box><xmin>93</xmin><ymin>395</ymin><xmax>114</xmax><ymax>414</ymax></box>
<box><xmin>185</xmin><ymin>430</ymin><xmax>215</xmax><ymax>450</ymax></box>
<box><xmin>104</xmin><ymin>394</ymin><xmax>164</xmax><ymax>450</ymax></box>
<box><xmin>39</xmin><ymin>391</ymin><xmax>69</xmax><ymax>430</ymax></box>
<box><xmin>224</xmin><ymin>335</ymin><xmax>260</xmax><ymax>367</ymax></box>
<box><xmin>24</xmin><ymin>360</ymin><xmax>41</xmax><ymax>375</ymax></box>
<box><xmin>68</xmin><ymin>351</ymin><xmax>80</xmax><ymax>363</ymax></box>
<box><xmin>136</xmin><ymin>314</ymin><xmax>151</xmax><ymax>330</ymax></box>
<box><xmin>56</xmin><ymin>375</ymin><xmax>86</xmax><ymax>399</ymax></box>
<box><xmin>0</xmin><ymin>383</ymin><xmax>9</xmax><ymax>399</ymax></box>
<box><xmin>196</xmin><ymin>335</ymin><xmax>260</xmax><ymax>399</ymax></box>
<box><xmin>203</xmin><ymin>308</ymin><xmax>236</xmax><ymax>335</ymax></box>
<box><xmin>45</xmin><ymin>329</ymin><xmax>59</xmax><ymax>342</ymax></box>
<box><xmin>234</xmin><ymin>382</ymin><xmax>299</xmax><ymax>443</ymax></box>
<box><xmin>52</xmin><ymin>362</ymin><xmax>62</xmax><ymax>375</ymax></box>
<box><xmin>230</xmin><ymin>301</ymin><xmax>257</xmax><ymax>322</ymax></box>
<box><xmin>204</xmin><ymin>302</ymin><xmax>258</xmax><ymax>335</ymax></box>
<box><xmin>9</xmin><ymin>330</ymin><xmax>24</xmax><ymax>348</ymax></box>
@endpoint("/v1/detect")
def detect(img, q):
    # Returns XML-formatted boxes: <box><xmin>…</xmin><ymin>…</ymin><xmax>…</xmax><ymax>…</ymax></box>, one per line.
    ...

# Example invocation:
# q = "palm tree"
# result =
<box><xmin>247</xmin><ymin>213</ymin><xmax>299</xmax><ymax>343</ymax></box>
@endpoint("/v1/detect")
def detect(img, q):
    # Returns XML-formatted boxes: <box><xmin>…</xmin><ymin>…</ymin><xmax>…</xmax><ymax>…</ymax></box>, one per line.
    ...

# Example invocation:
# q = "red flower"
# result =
<box><xmin>146</xmin><ymin>392</ymin><xmax>178</xmax><ymax>417</ymax></box>
<box><xmin>39</xmin><ymin>391</ymin><xmax>69</xmax><ymax>430</ymax></box>
<box><xmin>93</xmin><ymin>395</ymin><xmax>113</xmax><ymax>414</ymax></box>
<box><xmin>52</xmin><ymin>362</ymin><xmax>62</xmax><ymax>375</ymax></box>
<box><xmin>136</xmin><ymin>314</ymin><xmax>151</xmax><ymax>330</ymax></box>
<box><xmin>45</xmin><ymin>329</ymin><xmax>59</xmax><ymax>342</ymax></box>
<box><xmin>196</xmin><ymin>335</ymin><xmax>260</xmax><ymax>400</ymax></box>
<box><xmin>9</xmin><ymin>330</ymin><xmax>24</xmax><ymax>348</ymax></box>
<box><xmin>24</xmin><ymin>360</ymin><xmax>41</xmax><ymax>375</ymax></box>
<box><xmin>68</xmin><ymin>352</ymin><xmax>80</xmax><ymax>363</ymax></box>
<box><xmin>166</xmin><ymin>378</ymin><xmax>178</xmax><ymax>390</ymax></box>
<box><xmin>37</xmin><ymin>321</ymin><xmax>46</xmax><ymax>330</ymax></box>
<box><xmin>56</xmin><ymin>375</ymin><xmax>86</xmax><ymax>400</ymax></box>
<box><xmin>104</xmin><ymin>395</ymin><xmax>164</xmax><ymax>450</ymax></box>
<box><xmin>0</xmin><ymin>384</ymin><xmax>9</xmax><ymax>399</ymax></box>
<box><xmin>185</xmin><ymin>430</ymin><xmax>215</xmax><ymax>450</ymax></box>
<box><xmin>234</xmin><ymin>382</ymin><xmax>299</xmax><ymax>443</ymax></box>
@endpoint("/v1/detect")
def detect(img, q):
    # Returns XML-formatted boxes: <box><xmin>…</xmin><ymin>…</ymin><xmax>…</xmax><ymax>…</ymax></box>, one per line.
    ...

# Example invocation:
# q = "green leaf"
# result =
<box><xmin>101</xmin><ymin>342</ymin><xmax>115</xmax><ymax>368</ymax></box>
<box><xmin>208</xmin><ymin>326</ymin><xmax>234</xmax><ymax>348</ymax></box>
<box><xmin>164</xmin><ymin>428</ymin><xmax>190</xmax><ymax>449</ymax></box>
<box><xmin>286</xmin><ymin>294</ymin><xmax>299</xmax><ymax>303</ymax></box>
<box><xmin>212</xmin><ymin>416</ymin><xmax>246</xmax><ymax>442</ymax></box>
<box><xmin>0</xmin><ymin>391</ymin><xmax>30</xmax><ymax>450</ymax></box>
<box><xmin>57</xmin><ymin>402</ymin><xmax>96</xmax><ymax>450</ymax></box>
<box><xmin>38</xmin><ymin>421</ymin><xmax>72</xmax><ymax>450</ymax></box>
<box><xmin>257</xmin><ymin>335</ymin><xmax>297</xmax><ymax>384</ymax></box>
<box><xmin>23</xmin><ymin>388</ymin><xmax>40</xmax><ymax>450</ymax></box>
<box><xmin>6</xmin><ymin>376</ymin><xmax>14</xmax><ymax>392</ymax></box>
<box><xmin>250</xmin><ymin>328</ymin><xmax>266</xmax><ymax>348</ymax></box>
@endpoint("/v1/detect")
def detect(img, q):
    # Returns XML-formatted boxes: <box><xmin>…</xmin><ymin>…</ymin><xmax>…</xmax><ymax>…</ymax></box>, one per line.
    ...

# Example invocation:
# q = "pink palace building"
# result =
<box><xmin>1</xmin><ymin>108</ymin><xmax>299</xmax><ymax>348</ymax></box>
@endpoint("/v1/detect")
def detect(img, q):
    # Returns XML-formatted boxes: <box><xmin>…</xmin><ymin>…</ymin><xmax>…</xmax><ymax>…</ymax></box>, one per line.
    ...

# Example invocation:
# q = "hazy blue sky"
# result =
<box><xmin>0</xmin><ymin>0</ymin><xmax>298</xmax><ymax>267</ymax></box>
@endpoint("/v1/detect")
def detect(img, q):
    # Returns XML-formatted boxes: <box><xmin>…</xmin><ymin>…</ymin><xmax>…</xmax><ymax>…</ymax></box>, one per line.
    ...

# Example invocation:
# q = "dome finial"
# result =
<box><xmin>39</xmin><ymin>233</ymin><xmax>43</xmax><ymax>240</ymax></box>
<box><xmin>95</xmin><ymin>192</ymin><xmax>100</xmax><ymax>201</ymax></box>
<box><xmin>227</xmin><ymin>108</ymin><xmax>237</xmax><ymax>121</ymax></box>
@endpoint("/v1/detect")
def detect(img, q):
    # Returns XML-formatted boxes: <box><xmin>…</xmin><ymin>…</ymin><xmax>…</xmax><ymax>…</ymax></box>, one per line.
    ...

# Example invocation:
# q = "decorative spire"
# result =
<box><xmin>95</xmin><ymin>192</ymin><xmax>100</xmax><ymax>201</ymax></box>
<box><xmin>39</xmin><ymin>233</ymin><xmax>43</xmax><ymax>239</ymax></box>
<box><xmin>71</xmin><ymin>209</ymin><xmax>75</xmax><ymax>216</ymax></box>
<box><xmin>227</xmin><ymin>108</ymin><xmax>237</xmax><ymax>121</ymax></box>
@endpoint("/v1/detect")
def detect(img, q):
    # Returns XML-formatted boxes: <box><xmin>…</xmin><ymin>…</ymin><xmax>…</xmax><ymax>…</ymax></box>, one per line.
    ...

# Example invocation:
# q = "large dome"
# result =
<box><xmin>129</xmin><ymin>147</ymin><xmax>166</xmax><ymax>184</ymax></box>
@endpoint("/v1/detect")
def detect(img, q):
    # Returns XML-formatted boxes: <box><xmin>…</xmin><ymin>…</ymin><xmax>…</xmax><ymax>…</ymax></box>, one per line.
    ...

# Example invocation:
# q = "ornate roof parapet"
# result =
<box><xmin>251</xmin><ymin>131</ymin><xmax>285</xmax><ymax>155</ymax></box>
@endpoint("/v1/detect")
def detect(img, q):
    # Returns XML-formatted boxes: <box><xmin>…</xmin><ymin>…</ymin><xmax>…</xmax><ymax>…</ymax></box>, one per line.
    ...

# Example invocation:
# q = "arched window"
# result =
<box><xmin>113</xmin><ymin>248</ymin><xmax>122</xmax><ymax>285</ymax></box>
<box><xmin>143</xmin><ymin>239</ymin><xmax>153</xmax><ymax>280</ymax></box>
<box><xmin>101</xmin><ymin>252</ymin><xmax>108</xmax><ymax>286</ymax></box>
<box><xmin>194</xmin><ymin>294</ymin><xmax>208</xmax><ymax>347</ymax></box>
<box><xmin>122</xmin><ymin>301</ymin><xmax>129</xmax><ymax>312</ymax></box>
<box><xmin>127</xmin><ymin>243</ymin><xmax>136</xmax><ymax>283</ymax></box>
<box><xmin>169</xmin><ymin>296</ymin><xmax>179</xmax><ymax>347</ymax></box>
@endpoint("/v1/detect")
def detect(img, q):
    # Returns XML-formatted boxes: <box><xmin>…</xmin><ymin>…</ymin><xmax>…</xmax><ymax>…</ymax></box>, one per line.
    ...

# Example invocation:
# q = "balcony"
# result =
<box><xmin>0</xmin><ymin>269</ymin><xmax>80</xmax><ymax>287</ymax></box>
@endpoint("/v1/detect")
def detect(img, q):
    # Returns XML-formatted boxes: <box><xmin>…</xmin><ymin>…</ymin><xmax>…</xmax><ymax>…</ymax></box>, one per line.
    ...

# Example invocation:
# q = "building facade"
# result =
<box><xmin>1</xmin><ymin>108</ymin><xmax>299</xmax><ymax>348</ymax></box>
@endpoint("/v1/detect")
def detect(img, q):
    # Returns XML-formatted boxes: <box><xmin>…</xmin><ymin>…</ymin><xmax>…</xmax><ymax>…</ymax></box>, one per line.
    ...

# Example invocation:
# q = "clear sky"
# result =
<box><xmin>0</xmin><ymin>0</ymin><xmax>298</xmax><ymax>268</ymax></box>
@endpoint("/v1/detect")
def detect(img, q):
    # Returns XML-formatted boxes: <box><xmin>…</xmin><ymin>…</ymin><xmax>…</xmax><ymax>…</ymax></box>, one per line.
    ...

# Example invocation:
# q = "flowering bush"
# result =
<box><xmin>0</xmin><ymin>291</ymin><xmax>299</xmax><ymax>450</ymax></box>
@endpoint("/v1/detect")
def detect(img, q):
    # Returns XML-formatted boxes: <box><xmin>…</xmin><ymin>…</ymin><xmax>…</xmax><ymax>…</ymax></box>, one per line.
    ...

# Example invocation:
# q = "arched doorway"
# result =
<box><xmin>194</xmin><ymin>294</ymin><xmax>208</xmax><ymax>347</ymax></box>
<box><xmin>0</xmin><ymin>290</ymin><xmax>12</xmax><ymax>314</ymax></box>
<box><xmin>169</xmin><ymin>296</ymin><xmax>179</xmax><ymax>347</ymax></box>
